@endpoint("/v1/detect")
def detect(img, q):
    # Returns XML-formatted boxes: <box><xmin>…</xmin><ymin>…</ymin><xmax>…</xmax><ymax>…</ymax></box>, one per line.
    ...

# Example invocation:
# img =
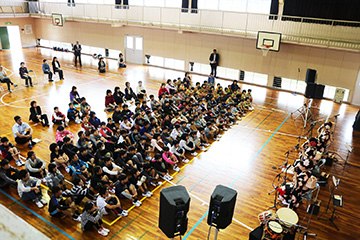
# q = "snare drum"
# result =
<box><xmin>276</xmin><ymin>208</ymin><xmax>298</xmax><ymax>233</ymax></box>
<box><xmin>262</xmin><ymin>221</ymin><xmax>283</xmax><ymax>240</ymax></box>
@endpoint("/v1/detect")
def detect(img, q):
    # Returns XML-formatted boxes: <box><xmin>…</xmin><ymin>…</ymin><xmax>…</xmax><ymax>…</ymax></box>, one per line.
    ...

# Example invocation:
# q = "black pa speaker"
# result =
<box><xmin>314</xmin><ymin>84</ymin><xmax>325</xmax><ymax>99</ymax></box>
<box><xmin>159</xmin><ymin>186</ymin><xmax>190</xmax><ymax>238</ymax></box>
<box><xmin>207</xmin><ymin>185</ymin><xmax>237</xmax><ymax>229</ymax></box>
<box><xmin>305</xmin><ymin>68</ymin><xmax>317</xmax><ymax>84</ymax></box>
<box><xmin>305</xmin><ymin>83</ymin><xmax>316</xmax><ymax>99</ymax></box>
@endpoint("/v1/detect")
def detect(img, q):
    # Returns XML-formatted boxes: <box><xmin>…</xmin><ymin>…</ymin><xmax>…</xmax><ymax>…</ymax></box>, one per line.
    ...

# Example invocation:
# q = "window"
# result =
<box><xmin>144</xmin><ymin>0</ymin><xmax>164</xmax><ymax>7</ymax></box>
<box><xmin>198</xmin><ymin>0</ymin><xmax>219</xmax><ymax>10</ymax></box>
<box><xmin>164</xmin><ymin>58</ymin><xmax>185</xmax><ymax>71</ymax></box>
<box><xmin>219</xmin><ymin>0</ymin><xmax>246</xmax><ymax>12</ymax></box>
<box><xmin>343</xmin><ymin>89</ymin><xmax>350</xmax><ymax>102</ymax></box>
<box><xmin>135</xmin><ymin>37</ymin><xmax>143</xmax><ymax>50</ymax></box>
<box><xmin>324</xmin><ymin>85</ymin><xmax>350</xmax><ymax>101</ymax></box>
<box><xmin>165</xmin><ymin>0</ymin><xmax>181</xmax><ymax>8</ymax></box>
<box><xmin>126</xmin><ymin>36</ymin><xmax>133</xmax><ymax>49</ymax></box>
<box><xmin>108</xmin><ymin>49</ymin><xmax>123</xmax><ymax>59</ymax></box>
<box><xmin>244</xmin><ymin>71</ymin><xmax>268</xmax><ymax>86</ymax></box>
<box><xmin>150</xmin><ymin>56</ymin><xmax>164</xmax><ymax>67</ymax></box>
<box><xmin>281</xmin><ymin>78</ymin><xmax>306</xmax><ymax>93</ymax></box>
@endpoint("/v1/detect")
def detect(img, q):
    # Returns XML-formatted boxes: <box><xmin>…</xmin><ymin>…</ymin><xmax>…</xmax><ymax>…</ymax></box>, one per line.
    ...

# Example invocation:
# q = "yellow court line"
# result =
<box><xmin>105</xmin><ymin>179</ymin><xmax>166</xmax><ymax>226</ymax></box>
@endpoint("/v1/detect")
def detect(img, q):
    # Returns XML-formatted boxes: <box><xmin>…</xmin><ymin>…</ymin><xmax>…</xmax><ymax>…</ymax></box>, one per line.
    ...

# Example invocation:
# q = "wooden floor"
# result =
<box><xmin>0</xmin><ymin>48</ymin><xmax>360</xmax><ymax>240</ymax></box>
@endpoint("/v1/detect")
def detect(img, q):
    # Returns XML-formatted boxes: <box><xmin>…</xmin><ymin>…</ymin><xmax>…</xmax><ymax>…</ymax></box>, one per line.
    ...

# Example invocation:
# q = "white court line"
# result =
<box><xmin>165</xmin><ymin>179</ymin><xmax>254</xmax><ymax>231</ymax></box>
<box><xmin>237</xmin><ymin>125</ymin><xmax>305</xmax><ymax>139</ymax></box>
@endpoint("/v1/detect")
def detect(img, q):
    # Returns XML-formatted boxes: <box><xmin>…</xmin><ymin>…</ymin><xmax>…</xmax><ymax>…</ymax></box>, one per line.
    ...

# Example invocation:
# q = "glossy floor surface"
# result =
<box><xmin>0</xmin><ymin>48</ymin><xmax>360</xmax><ymax>240</ymax></box>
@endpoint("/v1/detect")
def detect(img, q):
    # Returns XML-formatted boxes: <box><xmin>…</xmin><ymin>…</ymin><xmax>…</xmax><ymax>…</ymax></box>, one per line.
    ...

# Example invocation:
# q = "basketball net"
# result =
<box><xmin>261</xmin><ymin>44</ymin><xmax>271</xmax><ymax>57</ymax></box>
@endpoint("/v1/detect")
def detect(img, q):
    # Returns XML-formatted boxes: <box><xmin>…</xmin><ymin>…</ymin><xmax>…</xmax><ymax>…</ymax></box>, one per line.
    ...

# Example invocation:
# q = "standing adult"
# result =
<box><xmin>73</xmin><ymin>41</ymin><xmax>82</xmax><ymax>67</ymax></box>
<box><xmin>19</xmin><ymin>62</ymin><xmax>33</xmax><ymax>87</ymax></box>
<box><xmin>52</xmin><ymin>57</ymin><xmax>64</xmax><ymax>80</ymax></box>
<box><xmin>12</xmin><ymin>115</ymin><xmax>35</xmax><ymax>149</ymax></box>
<box><xmin>209</xmin><ymin>49</ymin><xmax>219</xmax><ymax>78</ymax></box>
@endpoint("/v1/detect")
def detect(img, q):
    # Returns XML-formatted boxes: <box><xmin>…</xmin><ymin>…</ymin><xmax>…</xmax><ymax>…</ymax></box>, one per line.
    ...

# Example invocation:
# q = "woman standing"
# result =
<box><xmin>19</xmin><ymin>62</ymin><xmax>33</xmax><ymax>87</ymax></box>
<box><xmin>29</xmin><ymin>101</ymin><xmax>49</xmax><ymax>127</ymax></box>
<box><xmin>0</xmin><ymin>65</ymin><xmax>17</xmax><ymax>92</ymax></box>
<box><xmin>52</xmin><ymin>57</ymin><xmax>64</xmax><ymax>80</ymax></box>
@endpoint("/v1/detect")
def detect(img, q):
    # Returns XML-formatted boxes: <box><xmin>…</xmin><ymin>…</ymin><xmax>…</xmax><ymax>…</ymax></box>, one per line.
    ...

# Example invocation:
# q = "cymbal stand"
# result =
<box><xmin>268</xmin><ymin>173</ymin><xmax>283</xmax><ymax>210</ymax></box>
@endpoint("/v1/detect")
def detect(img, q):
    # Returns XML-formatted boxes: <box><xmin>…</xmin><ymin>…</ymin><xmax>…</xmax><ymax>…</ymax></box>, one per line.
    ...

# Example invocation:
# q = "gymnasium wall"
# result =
<box><xmin>0</xmin><ymin>18</ymin><xmax>37</xmax><ymax>48</ymax></box>
<box><xmin>34</xmin><ymin>18</ymin><xmax>360</xmax><ymax>101</ymax></box>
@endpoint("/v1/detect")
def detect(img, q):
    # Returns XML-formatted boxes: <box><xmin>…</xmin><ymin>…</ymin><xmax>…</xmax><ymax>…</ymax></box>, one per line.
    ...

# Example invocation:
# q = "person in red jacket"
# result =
<box><xmin>158</xmin><ymin>83</ymin><xmax>169</xmax><ymax>97</ymax></box>
<box><xmin>105</xmin><ymin>89</ymin><xmax>116</xmax><ymax>112</ymax></box>
<box><xmin>99</xmin><ymin>122</ymin><xmax>113</xmax><ymax>140</ymax></box>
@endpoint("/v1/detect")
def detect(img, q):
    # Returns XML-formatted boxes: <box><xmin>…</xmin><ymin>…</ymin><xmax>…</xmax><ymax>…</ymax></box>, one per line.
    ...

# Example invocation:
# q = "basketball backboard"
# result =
<box><xmin>52</xmin><ymin>13</ymin><xmax>63</xmax><ymax>27</ymax></box>
<box><xmin>256</xmin><ymin>31</ymin><xmax>281</xmax><ymax>52</ymax></box>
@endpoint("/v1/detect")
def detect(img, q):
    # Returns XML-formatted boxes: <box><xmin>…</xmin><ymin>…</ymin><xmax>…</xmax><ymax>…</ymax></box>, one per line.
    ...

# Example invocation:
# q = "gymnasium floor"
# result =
<box><xmin>0</xmin><ymin>48</ymin><xmax>359</xmax><ymax>240</ymax></box>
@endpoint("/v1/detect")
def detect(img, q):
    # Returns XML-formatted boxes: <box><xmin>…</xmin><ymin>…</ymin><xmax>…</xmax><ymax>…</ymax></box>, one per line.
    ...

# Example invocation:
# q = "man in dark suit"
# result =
<box><xmin>73</xmin><ymin>41</ymin><xmax>82</xmax><ymax>67</ymax></box>
<box><xmin>209</xmin><ymin>49</ymin><xmax>219</xmax><ymax>77</ymax></box>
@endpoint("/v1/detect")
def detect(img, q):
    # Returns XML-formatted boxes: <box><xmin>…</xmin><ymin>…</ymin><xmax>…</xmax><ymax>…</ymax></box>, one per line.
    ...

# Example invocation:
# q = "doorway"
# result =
<box><xmin>125</xmin><ymin>35</ymin><xmax>143</xmax><ymax>65</ymax></box>
<box><xmin>0</xmin><ymin>26</ymin><xmax>22</xmax><ymax>50</ymax></box>
<box><xmin>7</xmin><ymin>26</ymin><xmax>22</xmax><ymax>50</ymax></box>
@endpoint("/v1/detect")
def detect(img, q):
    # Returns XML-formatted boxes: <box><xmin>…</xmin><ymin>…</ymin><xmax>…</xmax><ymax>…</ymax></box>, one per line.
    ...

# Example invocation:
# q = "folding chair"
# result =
<box><xmin>28</xmin><ymin>69</ymin><xmax>38</xmax><ymax>85</ymax></box>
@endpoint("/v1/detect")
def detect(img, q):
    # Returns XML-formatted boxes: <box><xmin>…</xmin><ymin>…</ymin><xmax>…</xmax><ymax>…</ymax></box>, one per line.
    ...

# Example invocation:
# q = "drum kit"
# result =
<box><xmin>258</xmin><ymin>207</ymin><xmax>299</xmax><ymax>240</ymax></box>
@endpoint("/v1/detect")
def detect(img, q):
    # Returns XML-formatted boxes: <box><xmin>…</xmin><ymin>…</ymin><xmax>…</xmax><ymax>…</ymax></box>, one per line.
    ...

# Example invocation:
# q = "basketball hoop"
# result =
<box><xmin>261</xmin><ymin>44</ymin><xmax>271</xmax><ymax>57</ymax></box>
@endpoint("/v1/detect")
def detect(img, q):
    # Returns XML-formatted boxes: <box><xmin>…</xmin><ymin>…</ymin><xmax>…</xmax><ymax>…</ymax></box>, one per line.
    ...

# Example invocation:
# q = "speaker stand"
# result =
<box><xmin>292</xmin><ymin>99</ymin><xmax>313</xmax><ymax>128</ymax></box>
<box><xmin>214</xmin><ymin>228</ymin><xmax>219</xmax><ymax>240</ymax></box>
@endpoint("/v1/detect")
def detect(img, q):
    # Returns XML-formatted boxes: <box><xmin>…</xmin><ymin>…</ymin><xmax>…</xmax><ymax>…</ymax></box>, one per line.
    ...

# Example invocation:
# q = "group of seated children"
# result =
<box><xmin>0</xmin><ymin>73</ymin><xmax>254</xmax><ymax>236</ymax></box>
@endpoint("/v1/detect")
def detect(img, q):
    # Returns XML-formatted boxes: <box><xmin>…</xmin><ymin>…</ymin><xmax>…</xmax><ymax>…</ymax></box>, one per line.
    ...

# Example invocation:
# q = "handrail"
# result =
<box><xmin>17</xmin><ymin>1</ymin><xmax>360</xmax><ymax>50</ymax></box>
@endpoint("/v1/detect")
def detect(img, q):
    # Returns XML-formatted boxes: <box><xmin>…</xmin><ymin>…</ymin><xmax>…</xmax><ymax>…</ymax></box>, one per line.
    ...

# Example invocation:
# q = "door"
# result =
<box><xmin>0</xmin><ymin>27</ymin><xmax>10</xmax><ymax>49</ymax></box>
<box><xmin>125</xmin><ymin>35</ymin><xmax>143</xmax><ymax>65</ymax></box>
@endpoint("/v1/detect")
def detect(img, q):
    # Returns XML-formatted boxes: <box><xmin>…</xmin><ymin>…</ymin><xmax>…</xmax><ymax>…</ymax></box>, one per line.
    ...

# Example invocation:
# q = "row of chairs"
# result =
<box><xmin>1</xmin><ymin>70</ymin><xmax>61</xmax><ymax>92</ymax></box>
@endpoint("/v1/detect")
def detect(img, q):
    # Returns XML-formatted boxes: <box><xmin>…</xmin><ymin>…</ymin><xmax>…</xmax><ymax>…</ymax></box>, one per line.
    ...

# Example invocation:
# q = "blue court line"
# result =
<box><xmin>183</xmin><ymin>113</ymin><xmax>291</xmax><ymax>239</ymax></box>
<box><xmin>0</xmin><ymin>189</ymin><xmax>76</xmax><ymax>240</ymax></box>
<box><xmin>175</xmin><ymin>174</ymin><xmax>187</xmax><ymax>184</ymax></box>
<box><xmin>189</xmin><ymin>170</ymin><xmax>213</xmax><ymax>192</ymax></box>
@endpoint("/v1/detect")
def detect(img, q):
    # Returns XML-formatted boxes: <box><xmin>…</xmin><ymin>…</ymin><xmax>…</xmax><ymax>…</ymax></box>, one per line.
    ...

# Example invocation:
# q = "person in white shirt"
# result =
<box><xmin>165</xmin><ymin>79</ymin><xmax>177</xmax><ymax>95</ymax></box>
<box><xmin>12</xmin><ymin>115</ymin><xmax>34</xmax><ymax>149</ymax></box>
<box><xmin>102</xmin><ymin>157</ymin><xmax>122</xmax><ymax>181</ymax></box>
<box><xmin>120</xmin><ymin>118</ymin><xmax>133</xmax><ymax>131</ymax></box>
<box><xmin>179</xmin><ymin>133</ymin><xmax>197</xmax><ymax>156</ymax></box>
<box><xmin>17</xmin><ymin>169</ymin><xmax>47</xmax><ymax>208</ymax></box>
<box><xmin>25</xmin><ymin>151</ymin><xmax>47</xmax><ymax>179</ymax></box>
<box><xmin>136</xmin><ymin>81</ymin><xmax>147</xmax><ymax>99</ymax></box>
<box><xmin>150</xmin><ymin>133</ymin><xmax>164</xmax><ymax>152</ymax></box>
<box><xmin>0</xmin><ymin>65</ymin><xmax>17</xmax><ymax>92</ymax></box>
<box><xmin>170</xmin><ymin>125</ymin><xmax>182</xmax><ymax>141</ymax></box>
<box><xmin>96</xmin><ymin>186</ymin><xmax>128</xmax><ymax>217</ymax></box>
